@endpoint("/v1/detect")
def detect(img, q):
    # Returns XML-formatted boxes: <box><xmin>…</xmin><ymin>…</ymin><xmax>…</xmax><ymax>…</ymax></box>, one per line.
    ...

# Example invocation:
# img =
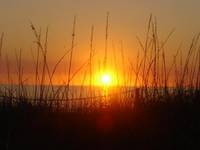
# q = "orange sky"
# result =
<box><xmin>0</xmin><ymin>0</ymin><xmax>200</xmax><ymax>85</ymax></box>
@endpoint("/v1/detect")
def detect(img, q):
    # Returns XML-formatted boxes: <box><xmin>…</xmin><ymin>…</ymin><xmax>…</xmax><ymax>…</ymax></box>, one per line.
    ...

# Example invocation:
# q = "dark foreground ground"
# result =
<box><xmin>0</xmin><ymin>102</ymin><xmax>200</xmax><ymax>150</ymax></box>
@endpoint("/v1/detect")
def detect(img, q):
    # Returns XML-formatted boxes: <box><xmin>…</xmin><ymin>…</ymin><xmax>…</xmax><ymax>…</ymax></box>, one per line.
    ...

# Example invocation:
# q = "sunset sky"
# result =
<box><xmin>0</xmin><ymin>0</ymin><xmax>200</xmax><ymax>85</ymax></box>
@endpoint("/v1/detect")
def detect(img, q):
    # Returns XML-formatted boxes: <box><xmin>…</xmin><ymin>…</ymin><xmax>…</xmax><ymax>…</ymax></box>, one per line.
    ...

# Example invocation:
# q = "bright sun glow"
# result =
<box><xmin>94</xmin><ymin>70</ymin><xmax>118</xmax><ymax>86</ymax></box>
<box><xmin>101</xmin><ymin>74</ymin><xmax>112</xmax><ymax>86</ymax></box>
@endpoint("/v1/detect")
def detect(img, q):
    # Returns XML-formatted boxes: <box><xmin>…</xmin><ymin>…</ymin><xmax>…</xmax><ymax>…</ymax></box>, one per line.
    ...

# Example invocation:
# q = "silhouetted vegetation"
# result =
<box><xmin>0</xmin><ymin>15</ymin><xmax>200</xmax><ymax>149</ymax></box>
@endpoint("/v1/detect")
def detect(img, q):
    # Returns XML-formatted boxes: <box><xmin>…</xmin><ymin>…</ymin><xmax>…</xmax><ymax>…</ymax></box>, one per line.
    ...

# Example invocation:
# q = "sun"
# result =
<box><xmin>94</xmin><ymin>70</ymin><xmax>118</xmax><ymax>87</ymax></box>
<box><xmin>101</xmin><ymin>74</ymin><xmax>112</xmax><ymax>86</ymax></box>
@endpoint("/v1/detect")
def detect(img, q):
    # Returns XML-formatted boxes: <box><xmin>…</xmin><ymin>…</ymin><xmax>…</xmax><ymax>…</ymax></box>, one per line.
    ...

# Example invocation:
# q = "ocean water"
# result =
<box><xmin>0</xmin><ymin>84</ymin><xmax>136</xmax><ymax>110</ymax></box>
<box><xmin>0</xmin><ymin>84</ymin><xmax>134</xmax><ymax>100</ymax></box>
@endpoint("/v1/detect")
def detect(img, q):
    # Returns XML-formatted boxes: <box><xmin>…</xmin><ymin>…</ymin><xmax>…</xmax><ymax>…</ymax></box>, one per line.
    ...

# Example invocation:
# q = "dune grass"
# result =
<box><xmin>0</xmin><ymin>15</ymin><xmax>199</xmax><ymax>112</ymax></box>
<box><xmin>0</xmin><ymin>15</ymin><xmax>200</xmax><ymax>150</ymax></box>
